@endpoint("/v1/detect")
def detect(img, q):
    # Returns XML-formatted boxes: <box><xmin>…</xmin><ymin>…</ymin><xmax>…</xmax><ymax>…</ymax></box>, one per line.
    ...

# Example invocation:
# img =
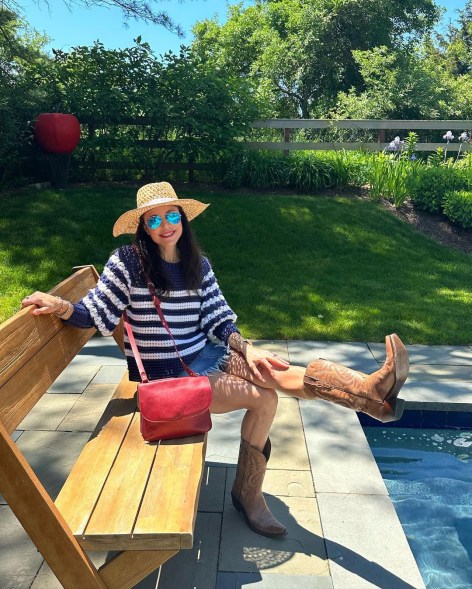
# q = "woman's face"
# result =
<box><xmin>142</xmin><ymin>205</ymin><xmax>183</xmax><ymax>252</ymax></box>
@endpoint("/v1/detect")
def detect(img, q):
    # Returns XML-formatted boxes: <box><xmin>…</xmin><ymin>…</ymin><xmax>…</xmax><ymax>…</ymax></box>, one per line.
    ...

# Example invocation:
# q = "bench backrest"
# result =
<box><xmin>0</xmin><ymin>266</ymin><xmax>116</xmax><ymax>588</ymax></box>
<box><xmin>0</xmin><ymin>266</ymin><xmax>99</xmax><ymax>434</ymax></box>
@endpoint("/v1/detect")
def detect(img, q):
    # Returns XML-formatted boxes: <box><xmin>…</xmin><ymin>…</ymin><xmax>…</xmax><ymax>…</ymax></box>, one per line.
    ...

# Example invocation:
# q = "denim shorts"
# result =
<box><xmin>175</xmin><ymin>341</ymin><xmax>231</xmax><ymax>377</ymax></box>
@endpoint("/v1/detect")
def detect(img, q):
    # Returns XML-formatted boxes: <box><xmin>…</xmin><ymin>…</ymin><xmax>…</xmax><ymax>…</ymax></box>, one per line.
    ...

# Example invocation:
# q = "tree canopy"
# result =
<box><xmin>192</xmin><ymin>0</ymin><xmax>442</xmax><ymax>117</ymax></box>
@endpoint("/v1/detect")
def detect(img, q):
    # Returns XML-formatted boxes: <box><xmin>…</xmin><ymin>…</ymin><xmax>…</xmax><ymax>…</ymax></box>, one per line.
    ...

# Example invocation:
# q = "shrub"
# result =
<box><xmin>409</xmin><ymin>166</ymin><xmax>469</xmax><ymax>212</ymax></box>
<box><xmin>443</xmin><ymin>190</ymin><xmax>472</xmax><ymax>228</ymax></box>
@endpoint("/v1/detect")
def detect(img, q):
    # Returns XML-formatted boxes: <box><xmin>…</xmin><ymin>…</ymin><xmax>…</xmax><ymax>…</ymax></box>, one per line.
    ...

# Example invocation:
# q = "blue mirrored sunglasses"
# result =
<box><xmin>146</xmin><ymin>211</ymin><xmax>182</xmax><ymax>230</ymax></box>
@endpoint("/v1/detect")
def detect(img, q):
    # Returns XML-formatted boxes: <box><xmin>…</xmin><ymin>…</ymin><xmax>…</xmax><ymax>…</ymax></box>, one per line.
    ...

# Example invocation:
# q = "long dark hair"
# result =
<box><xmin>133</xmin><ymin>207</ymin><xmax>204</xmax><ymax>293</ymax></box>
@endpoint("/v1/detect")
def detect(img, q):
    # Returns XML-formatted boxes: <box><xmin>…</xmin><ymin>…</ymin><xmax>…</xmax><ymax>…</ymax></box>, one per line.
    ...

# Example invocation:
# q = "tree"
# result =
<box><xmin>38</xmin><ymin>41</ymin><xmax>258</xmax><ymax>176</ymax></box>
<box><xmin>0</xmin><ymin>9</ymin><xmax>50</xmax><ymax>185</ymax></box>
<box><xmin>191</xmin><ymin>0</ymin><xmax>442</xmax><ymax>118</ymax></box>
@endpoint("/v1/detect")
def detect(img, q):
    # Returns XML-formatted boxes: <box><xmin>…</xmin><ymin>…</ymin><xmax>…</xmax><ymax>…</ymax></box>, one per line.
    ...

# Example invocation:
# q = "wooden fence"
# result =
<box><xmin>77</xmin><ymin>118</ymin><xmax>472</xmax><ymax>178</ymax></box>
<box><xmin>248</xmin><ymin>119</ymin><xmax>472</xmax><ymax>153</ymax></box>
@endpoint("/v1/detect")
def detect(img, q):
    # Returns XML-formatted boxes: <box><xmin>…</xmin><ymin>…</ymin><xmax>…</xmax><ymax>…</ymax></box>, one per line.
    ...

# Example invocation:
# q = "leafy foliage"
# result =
<box><xmin>0</xmin><ymin>10</ymin><xmax>50</xmax><ymax>185</ymax></box>
<box><xmin>37</xmin><ymin>42</ymin><xmax>258</xmax><ymax>179</ymax></box>
<box><xmin>443</xmin><ymin>190</ymin><xmax>472</xmax><ymax>228</ymax></box>
<box><xmin>409</xmin><ymin>165</ymin><xmax>470</xmax><ymax>212</ymax></box>
<box><xmin>192</xmin><ymin>0</ymin><xmax>441</xmax><ymax>117</ymax></box>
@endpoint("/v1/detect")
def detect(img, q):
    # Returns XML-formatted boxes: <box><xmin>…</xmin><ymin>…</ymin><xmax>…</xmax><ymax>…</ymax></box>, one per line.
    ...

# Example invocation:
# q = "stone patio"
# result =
<box><xmin>1</xmin><ymin>336</ymin><xmax>471</xmax><ymax>589</ymax></box>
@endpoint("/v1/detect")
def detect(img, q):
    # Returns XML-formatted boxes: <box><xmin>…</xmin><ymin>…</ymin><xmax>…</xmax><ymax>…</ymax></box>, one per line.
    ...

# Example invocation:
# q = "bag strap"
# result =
<box><xmin>122</xmin><ymin>311</ymin><xmax>150</xmax><ymax>383</ymax></box>
<box><xmin>122</xmin><ymin>250</ymin><xmax>198</xmax><ymax>379</ymax></box>
<box><xmin>145</xmin><ymin>279</ymin><xmax>198</xmax><ymax>377</ymax></box>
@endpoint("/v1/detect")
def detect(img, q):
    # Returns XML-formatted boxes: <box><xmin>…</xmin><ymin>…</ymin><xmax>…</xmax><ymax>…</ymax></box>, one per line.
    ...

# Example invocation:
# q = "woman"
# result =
<box><xmin>22</xmin><ymin>181</ymin><xmax>409</xmax><ymax>539</ymax></box>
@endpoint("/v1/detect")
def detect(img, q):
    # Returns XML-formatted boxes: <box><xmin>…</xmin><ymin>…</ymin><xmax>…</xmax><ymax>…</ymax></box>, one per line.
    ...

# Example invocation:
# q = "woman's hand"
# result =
<box><xmin>243</xmin><ymin>344</ymin><xmax>291</xmax><ymax>380</ymax></box>
<box><xmin>228</xmin><ymin>332</ymin><xmax>291</xmax><ymax>379</ymax></box>
<box><xmin>21</xmin><ymin>292</ymin><xmax>64</xmax><ymax>316</ymax></box>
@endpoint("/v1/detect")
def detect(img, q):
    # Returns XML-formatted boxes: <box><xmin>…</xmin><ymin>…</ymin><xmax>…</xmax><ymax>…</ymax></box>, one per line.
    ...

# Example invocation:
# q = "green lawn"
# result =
<box><xmin>1</xmin><ymin>185</ymin><xmax>470</xmax><ymax>344</ymax></box>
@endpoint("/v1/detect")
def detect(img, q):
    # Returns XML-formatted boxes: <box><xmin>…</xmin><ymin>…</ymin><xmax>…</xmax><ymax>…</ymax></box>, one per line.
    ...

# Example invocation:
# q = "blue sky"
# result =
<box><xmin>20</xmin><ymin>0</ymin><xmax>466</xmax><ymax>56</ymax></box>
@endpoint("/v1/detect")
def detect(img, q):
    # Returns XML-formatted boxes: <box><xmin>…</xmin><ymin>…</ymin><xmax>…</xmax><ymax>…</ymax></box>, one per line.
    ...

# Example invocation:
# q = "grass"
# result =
<box><xmin>1</xmin><ymin>184</ymin><xmax>471</xmax><ymax>344</ymax></box>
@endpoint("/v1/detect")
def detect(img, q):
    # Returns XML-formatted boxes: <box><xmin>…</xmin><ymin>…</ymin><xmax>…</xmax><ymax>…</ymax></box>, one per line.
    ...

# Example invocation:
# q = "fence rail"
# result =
<box><xmin>248</xmin><ymin>119</ymin><xmax>472</xmax><ymax>152</ymax></box>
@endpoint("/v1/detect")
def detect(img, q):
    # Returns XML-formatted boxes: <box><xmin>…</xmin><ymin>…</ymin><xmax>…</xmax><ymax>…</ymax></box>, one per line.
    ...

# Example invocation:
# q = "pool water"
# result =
<box><xmin>364</xmin><ymin>427</ymin><xmax>472</xmax><ymax>589</ymax></box>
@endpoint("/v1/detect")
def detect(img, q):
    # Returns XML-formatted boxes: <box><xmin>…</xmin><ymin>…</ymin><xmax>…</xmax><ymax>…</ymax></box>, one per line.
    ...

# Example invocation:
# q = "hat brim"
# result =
<box><xmin>113</xmin><ymin>199</ymin><xmax>209</xmax><ymax>237</ymax></box>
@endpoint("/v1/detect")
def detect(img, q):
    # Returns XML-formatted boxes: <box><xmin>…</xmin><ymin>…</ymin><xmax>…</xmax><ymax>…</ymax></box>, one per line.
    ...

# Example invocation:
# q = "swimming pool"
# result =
<box><xmin>364</xmin><ymin>426</ymin><xmax>472</xmax><ymax>589</ymax></box>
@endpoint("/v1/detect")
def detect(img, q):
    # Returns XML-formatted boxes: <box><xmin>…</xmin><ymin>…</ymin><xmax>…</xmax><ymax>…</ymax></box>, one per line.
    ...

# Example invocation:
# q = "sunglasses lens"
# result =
<box><xmin>147</xmin><ymin>215</ymin><xmax>161</xmax><ymax>229</ymax></box>
<box><xmin>167</xmin><ymin>212</ymin><xmax>181</xmax><ymax>225</ymax></box>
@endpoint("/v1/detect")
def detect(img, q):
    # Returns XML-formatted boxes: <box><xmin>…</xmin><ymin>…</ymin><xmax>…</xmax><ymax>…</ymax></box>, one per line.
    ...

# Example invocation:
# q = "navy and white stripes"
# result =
<box><xmin>68</xmin><ymin>245</ymin><xmax>239</xmax><ymax>381</ymax></box>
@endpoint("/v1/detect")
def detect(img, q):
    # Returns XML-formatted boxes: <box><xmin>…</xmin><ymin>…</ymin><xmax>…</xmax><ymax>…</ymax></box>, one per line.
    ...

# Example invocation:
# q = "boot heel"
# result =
<box><xmin>380</xmin><ymin>397</ymin><xmax>405</xmax><ymax>423</ymax></box>
<box><xmin>231</xmin><ymin>493</ymin><xmax>243</xmax><ymax>512</ymax></box>
<box><xmin>390</xmin><ymin>334</ymin><xmax>409</xmax><ymax>396</ymax></box>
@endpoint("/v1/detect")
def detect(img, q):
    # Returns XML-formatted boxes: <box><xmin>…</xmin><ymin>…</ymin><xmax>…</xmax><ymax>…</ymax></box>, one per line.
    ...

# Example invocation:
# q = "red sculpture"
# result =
<box><xmin>34</xmin><ymin>113</ymin><xmax>81</xmax><ymax>154</ymax></box>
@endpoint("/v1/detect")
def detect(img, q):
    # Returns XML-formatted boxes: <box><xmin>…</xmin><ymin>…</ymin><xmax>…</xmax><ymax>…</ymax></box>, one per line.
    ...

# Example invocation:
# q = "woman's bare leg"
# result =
<box><xmin>225</xmin><ymin>350</ymin><xmax>306</xmax><ymax>395</ymax></box>
<box><xmin>208</xmin><ymin>371</ymin><xmax>287</xmax><ymax>537</ymax></box>
<box><xmin>208</xmin><ymin>372</ymin><xmax>278</xmax><ymax>451</ymax></box>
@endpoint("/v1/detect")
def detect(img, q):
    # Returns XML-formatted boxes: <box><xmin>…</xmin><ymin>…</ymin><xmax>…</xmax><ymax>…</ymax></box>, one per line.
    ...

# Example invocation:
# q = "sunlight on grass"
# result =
<box><xmin>0</xmin><ymin>185</ymin><xmax>470</xmax><ymax>344</ymax></box>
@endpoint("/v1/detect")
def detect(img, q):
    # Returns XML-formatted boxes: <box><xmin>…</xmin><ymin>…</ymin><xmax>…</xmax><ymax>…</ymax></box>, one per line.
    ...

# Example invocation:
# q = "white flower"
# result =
<box><xmin>459</xmin><ymin>132</ymin><xmax>469</xmax><ymax>142</ymax></box>
<box><xmin>443</xmin><ymin>131</ymin><xmax>454</xmax><ymax>141</ymax></box>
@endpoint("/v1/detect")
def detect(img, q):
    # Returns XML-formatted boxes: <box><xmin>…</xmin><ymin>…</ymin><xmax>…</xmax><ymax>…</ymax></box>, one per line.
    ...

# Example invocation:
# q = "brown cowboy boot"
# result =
<box><xmin>302</xmin><ymin>333</ymin><xmax>409</xmax><ymax>423</ymax></box>
<box><xmin>231</xmin><ymin>438</ymin><xmax>287</xmax><ymax>538</ymax></box>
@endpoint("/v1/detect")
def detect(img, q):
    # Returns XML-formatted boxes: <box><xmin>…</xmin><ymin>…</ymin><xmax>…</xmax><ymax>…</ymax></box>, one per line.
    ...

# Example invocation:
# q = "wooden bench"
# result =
<box><xmin>0</xmin><ymin>266</ymin><xmax>207</xmax><ymax>589</ymax></box>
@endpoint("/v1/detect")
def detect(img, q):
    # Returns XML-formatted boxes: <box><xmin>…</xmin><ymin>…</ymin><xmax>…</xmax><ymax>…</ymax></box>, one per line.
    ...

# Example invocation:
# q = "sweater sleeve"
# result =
<box><xmin>78</xmin><ymin>246</ymin><xmax>135</xmax><ymax>336</ymax></box>
<box><xmin>199</xmin><ymin>257</ymin><xmax>238</xmax><ymax>344</ymax></box>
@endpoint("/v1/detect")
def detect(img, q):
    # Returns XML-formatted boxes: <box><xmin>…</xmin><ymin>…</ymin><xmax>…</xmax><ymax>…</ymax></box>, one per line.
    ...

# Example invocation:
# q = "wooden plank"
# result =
<box><xmin>0</xmin><ymin>266</ymin><xmax>98</xmax><ymax>389</ymax></box>
<box><xmin>252</xmin><ymin>118</ymin><xmax>472</xmax><ymax>130</ymax></box>
<box><xmin>98</xmin><ymin>550</ymin><xmax>178</xmax><ymax>589</ymax></box>
<box><xmin>134</xmin><ymin>435</ymin><xmax>207</xmax><ymax>549</ymax></box>
<box><xmin>0</xmin><ymin>421</ymin><xmax>108</xmax><ymax>589</ymax></box>
<box><xmin>83</xmin><ymin>414</ymin><xmax>157</xmax><ymax>548</ymax></box>
<box><xmin>55</xmin><ymin>373</ymin><xmax>137</xmax><ymax>536</ymax></box>
<box><xmin>245</xmin><ymin>141</ymin><xmax>472</xmax><ymax>152</ymax></box>
<box><xmin>0</xmin><ymin>323</ymin><xmax>96</xmax><ymax>433</ymax></box>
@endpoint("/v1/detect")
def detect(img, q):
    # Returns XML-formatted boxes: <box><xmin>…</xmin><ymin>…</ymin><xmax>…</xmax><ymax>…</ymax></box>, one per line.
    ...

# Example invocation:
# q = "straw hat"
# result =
<box><xmin>113</xmin><ymin>182</ymin><xmax>210</xmax><ymax>236</ymax></box>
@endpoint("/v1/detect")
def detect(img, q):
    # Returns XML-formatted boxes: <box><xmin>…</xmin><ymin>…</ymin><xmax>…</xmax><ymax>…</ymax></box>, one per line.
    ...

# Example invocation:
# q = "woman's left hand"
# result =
<box><xmin>244</xmin><ymin>345</ymin><xmax>291</xmax><ymax>380</ymax></box>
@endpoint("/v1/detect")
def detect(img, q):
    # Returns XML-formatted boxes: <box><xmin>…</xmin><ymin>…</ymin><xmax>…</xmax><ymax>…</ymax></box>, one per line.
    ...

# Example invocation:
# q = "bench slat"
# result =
<box><xmin>0</xmin><ymin>323</ymin><xmax>96</xmax><ymax>433</ymax></box>
<box><xmin>134</xmin><ymin>436</ymin><xmax>206</xmax><ymax>548</ymax></box>
<box><xmin>84</xmin><ymin>415</ymin><xmax>158</xmax><ymax>546</ymax></box>
<box><xmin>0</xmin><ymin>266</ymin><xmax>98</xmax><ymax>389</ymax></box>
<box><xmin>54</xmin><ymin>374</ymin><xmax>137</xmax><ymax>535</ymax></box>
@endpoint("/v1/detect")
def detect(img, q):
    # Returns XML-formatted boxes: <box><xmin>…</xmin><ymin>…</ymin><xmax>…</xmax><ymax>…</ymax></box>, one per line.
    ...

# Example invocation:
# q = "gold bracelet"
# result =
<box><xmin>55</xmin><ymin>299</ymin><xmax>72</xmax><ymax>318</ymax></box>
<box><xmin>54</xmin><ymin>297</ymin><xmax>66</xmax><ymax>316</ymax></box>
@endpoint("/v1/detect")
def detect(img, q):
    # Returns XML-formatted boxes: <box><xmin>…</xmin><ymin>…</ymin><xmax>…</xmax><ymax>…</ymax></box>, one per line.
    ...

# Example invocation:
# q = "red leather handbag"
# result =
<box><xmin>123</xmin><ymin>280</ymin><xmax>212</xmax><ymax>442</ymax></box>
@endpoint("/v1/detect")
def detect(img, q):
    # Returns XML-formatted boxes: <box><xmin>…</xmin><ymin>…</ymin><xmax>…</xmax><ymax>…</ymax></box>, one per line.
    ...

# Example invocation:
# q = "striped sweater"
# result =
<box><xmin>67</xmin><ymin>245</ymin><xmax>239</xmax><ymax>381</ymax></box>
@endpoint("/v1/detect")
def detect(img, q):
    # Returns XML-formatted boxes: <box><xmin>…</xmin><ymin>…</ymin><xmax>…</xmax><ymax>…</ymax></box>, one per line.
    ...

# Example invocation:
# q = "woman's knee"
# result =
<box><xmin>252</xmin><ymin>385</ymin><xmax>278</xmax><ymax>415</ymax></box>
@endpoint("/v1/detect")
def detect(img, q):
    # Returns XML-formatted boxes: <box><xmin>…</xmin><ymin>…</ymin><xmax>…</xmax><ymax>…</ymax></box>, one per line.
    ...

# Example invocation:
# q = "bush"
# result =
<box><xmin>443</xmin><ymin>190</ymin><xmax>472</xmax><ymax>228</ymax></box>
<box><xmin>409</xmin><ymin>166</ymin><xmax>469</xmax><ymax>212</ymax></box>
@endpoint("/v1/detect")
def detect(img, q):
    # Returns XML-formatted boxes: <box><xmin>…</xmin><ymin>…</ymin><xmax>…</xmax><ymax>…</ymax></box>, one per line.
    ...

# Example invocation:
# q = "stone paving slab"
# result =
<box><xmin>57</xmin><ymin>383</ymin><xmax>116</xmax><ymax>432</ymax></box>
<box><xmin>270</xmin><ymin>397</ymin><xmax>311</xmax><ymax>471</ymax></box>
<box><xmin>69</xmin><ymin>335</ymin><xmax>127</xmax><ymax>366</ymax></box>
<box><xmin>17</xmin><ymin>394</ymin><xmax>80</xmax><ymax>432</ymax></box>
<box><xmin>219</xmin><ymin>494</ymin><xmax>328</xmax><ymax>576</ymax></box>
<box><xmin>287</xmin><ymin>341</ymin><xmax>379</xmax><ymax>373</ymax></box>
<box><xmin>368</xmin><ymin>342</ymin><xmax>472</xmax><ymax>365</ymax></box>
<box><xmin>402</xmin><ymin>380</ymin><xmax>472</xmax><ymax>406</ymax></box>
<box><xmin>216</xmin><ymin>572</ymin><xmax>334</xmax><ymax>588</ymax></box>
<box><xmin>47</xmin><ymin>364</ymin><xmax>99</xmax><ymax>394</ymax></box>
<box><xmin>225</xmin><ymin>468</ymin><xmax>315</xmax><ymax>501</ymax></box>
<box><xmin>300</xmin><ymin>401</ymin><xmax>387</xmax><ymax>495</ymax></box>
<box><xmin>89</xmin><ymin>364</ymin><xmax>128</xmax><ymax>384</ymax></box>
<box><xmin>407</xmin><ymin>364</ymin><xmax>472</xmax><ymax>382</ymax></box>
<box><xmin>317</xmin><ymin>493</ymin><xmax>426</xmax><ymax>589</ymax></box>
<box><xmin>0</xmin><ymin>506</ymin><xmax>43</xmax><ymax>589</ymax></box>
<box><xmin>157</xmin><ymin>512</ymin><xmax>222</xmax><ymax>589</ymax></box>
<box><xmin>198</xmin><ymin>465</ymin><xmax>227</xmax><ymax>513</ymax></box>
<box><xmin>15</xmin><ymin>430</ymin><xmax>90</xmax><ymax>499</ymax></box>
